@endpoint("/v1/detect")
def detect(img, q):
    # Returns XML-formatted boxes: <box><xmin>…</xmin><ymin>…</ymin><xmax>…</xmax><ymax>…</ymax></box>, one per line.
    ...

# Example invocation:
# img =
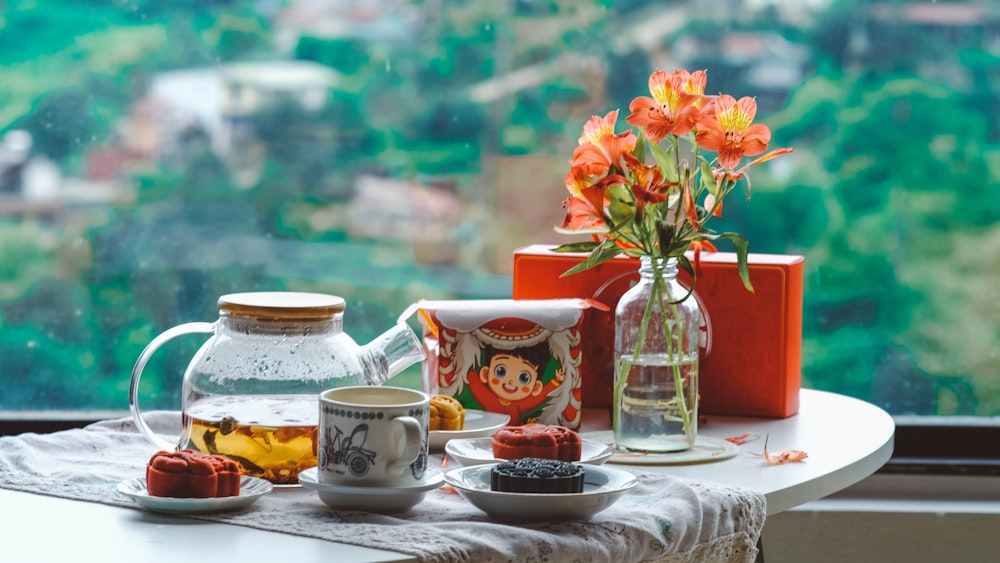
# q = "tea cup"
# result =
<box><xmin>318</xmin><ymin>386</ymin><xmax>429</xmax><ymax>488</ymax></box>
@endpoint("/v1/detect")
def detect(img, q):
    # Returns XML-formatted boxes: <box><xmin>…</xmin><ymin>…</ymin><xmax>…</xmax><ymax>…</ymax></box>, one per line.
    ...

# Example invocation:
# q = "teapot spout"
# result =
<box><xmin>362</xmin><ymin>322</ymin><xmax>426</xmax><ymax>386</ymax></box>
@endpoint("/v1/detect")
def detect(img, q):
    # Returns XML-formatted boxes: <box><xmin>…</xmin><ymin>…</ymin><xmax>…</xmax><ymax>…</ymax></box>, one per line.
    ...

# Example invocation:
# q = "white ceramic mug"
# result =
<box><xmin>318</xmin><ymin>386</ymin><xmax>429</xmax><ymax>487</ymax></box>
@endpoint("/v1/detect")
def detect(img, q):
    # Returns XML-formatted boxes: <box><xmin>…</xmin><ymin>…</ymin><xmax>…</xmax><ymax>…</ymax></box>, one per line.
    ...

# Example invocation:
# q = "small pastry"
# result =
<box><xmin>491</xmin><ymin>423</ymin><xmax>582</xmax><ymax>462</ymax></box>
<box><xmin>490</xmin><ymin>457</ymin><xmax>585</xmax><ymax>493</ymax></box>
<box><xmin>429</xmin><ymin>394</ymin><xmax>465</xmax><ymax>431</ymax></box>
<box><xmin>146</xmin><ymin>450</ymin><xmax>242</xmax><ymax>498</ymax></box>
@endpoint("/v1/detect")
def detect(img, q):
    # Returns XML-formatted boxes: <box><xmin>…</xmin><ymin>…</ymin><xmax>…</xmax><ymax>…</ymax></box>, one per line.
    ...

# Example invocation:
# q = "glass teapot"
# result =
<box><xmin>128</xmin><ymin>291</ymin><xmax>425</xmax><ymax>484</ymax></box>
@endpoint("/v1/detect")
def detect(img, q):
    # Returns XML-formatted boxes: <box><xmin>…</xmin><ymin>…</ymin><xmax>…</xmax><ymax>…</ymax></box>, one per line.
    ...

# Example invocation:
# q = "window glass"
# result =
<box><xmin>1</xmin><ymin>0</ymin><xmax>996</xmax><ymax>420</ymax></box>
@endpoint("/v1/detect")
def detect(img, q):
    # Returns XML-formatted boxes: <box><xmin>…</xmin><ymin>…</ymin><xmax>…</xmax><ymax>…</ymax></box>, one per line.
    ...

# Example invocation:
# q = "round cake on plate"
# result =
<box><xmin>490</xmin><ymin>457</ymin><xmax>585</xmax><ymax>494</ymax></box>
<box><xmin>491</xmin><ymin>423</ymin><xmax>582</xmax><ymax>462</ymax></box>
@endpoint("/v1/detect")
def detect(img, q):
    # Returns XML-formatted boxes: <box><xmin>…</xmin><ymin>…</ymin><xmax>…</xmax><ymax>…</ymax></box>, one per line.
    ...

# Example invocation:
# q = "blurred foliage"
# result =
<box><xmin>1</xmin><ymin>0</ymin><xmax>998</xmax><ymax>418</ymax></box>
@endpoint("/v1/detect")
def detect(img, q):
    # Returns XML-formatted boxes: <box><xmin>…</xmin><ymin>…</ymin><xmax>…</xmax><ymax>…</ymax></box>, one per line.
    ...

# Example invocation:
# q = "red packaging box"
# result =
<box><xmin>416</xmin><ymin>298</ymin><xmax>589</xmax><ymax>429</ymax></box>
<box><xmin>512</xmin><ymin>244</ymin><xmax>804</xmax><ymax>418</ymax></box>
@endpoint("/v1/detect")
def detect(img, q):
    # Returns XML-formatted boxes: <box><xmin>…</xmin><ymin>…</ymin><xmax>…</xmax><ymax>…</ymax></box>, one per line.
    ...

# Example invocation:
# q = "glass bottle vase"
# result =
<box><xmin>613</xmin><ymin>256</ymin><xmax>701</xmax><ymax>452</ymax></box>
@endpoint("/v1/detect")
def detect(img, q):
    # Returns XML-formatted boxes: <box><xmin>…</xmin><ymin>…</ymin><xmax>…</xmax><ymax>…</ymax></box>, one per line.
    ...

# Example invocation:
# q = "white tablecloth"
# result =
<box><xmin>0</xmin><ymin>413</ymin><xmax>765</xmax><ymax>563</ymax></box>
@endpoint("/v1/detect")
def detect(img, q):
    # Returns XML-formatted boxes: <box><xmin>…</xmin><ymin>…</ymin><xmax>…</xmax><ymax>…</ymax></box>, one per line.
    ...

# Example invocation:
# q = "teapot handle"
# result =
<box><xmin>128</xmin><ymin>322</ymin><xmax>215</xmax><ymax>451</ymax></box>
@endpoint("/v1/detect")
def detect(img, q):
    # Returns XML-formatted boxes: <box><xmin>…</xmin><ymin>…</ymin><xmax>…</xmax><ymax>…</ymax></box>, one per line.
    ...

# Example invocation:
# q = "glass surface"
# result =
<box><xmin>614</xmin><ymin>257</ymin><xmax>700</xmax><ymax>453</ymax></box>
<box><xmin>1</xmin><ymin>0</ymin><xmax>996</xmax><ymax>426</ymax></box>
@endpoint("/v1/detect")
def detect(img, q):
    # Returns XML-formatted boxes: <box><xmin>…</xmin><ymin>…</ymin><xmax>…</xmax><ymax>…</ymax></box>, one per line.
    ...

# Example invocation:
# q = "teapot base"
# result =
<box><xmin>181</xmin><ymin>395</ymin><xmax>319</xmax><ymax>485</ymax></box>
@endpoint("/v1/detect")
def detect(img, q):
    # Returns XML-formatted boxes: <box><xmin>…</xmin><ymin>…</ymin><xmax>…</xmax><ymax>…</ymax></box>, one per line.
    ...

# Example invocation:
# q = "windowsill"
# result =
<box><xmin>0</xmin><ymin>410</ymin><xmax>125</xmax><ymax>436</ymax></box>
<box><xmin>792</xmin><ymin>471</ymin><xmax>1000</xmax><ymax>514</ymax></box>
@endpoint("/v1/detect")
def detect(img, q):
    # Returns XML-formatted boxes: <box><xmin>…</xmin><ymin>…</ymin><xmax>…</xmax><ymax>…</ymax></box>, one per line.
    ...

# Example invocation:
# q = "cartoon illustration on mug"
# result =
<box><xmin>320</xmin><ymin>423</ymin><xmax>377</xmax><ymax>477</ymax></box>
<box><xmin>430</xmin><ymin>312</ymin><xmax>584</xmax><ymax>428</ymax></box>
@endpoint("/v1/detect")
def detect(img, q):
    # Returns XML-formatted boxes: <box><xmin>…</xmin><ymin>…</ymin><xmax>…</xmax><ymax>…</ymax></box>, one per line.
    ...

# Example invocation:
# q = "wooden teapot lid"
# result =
<box><xmin>218</xmin><ymin>292</ymin><xmax>346</xmax><ymax>321</ymax></box>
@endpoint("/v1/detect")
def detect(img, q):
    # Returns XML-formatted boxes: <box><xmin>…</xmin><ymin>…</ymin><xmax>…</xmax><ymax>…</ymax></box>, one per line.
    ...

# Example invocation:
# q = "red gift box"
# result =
<box><xmin>512</xmin><ymin>244</ymin><xmax>804</xmax><ymax>418</ymax></box>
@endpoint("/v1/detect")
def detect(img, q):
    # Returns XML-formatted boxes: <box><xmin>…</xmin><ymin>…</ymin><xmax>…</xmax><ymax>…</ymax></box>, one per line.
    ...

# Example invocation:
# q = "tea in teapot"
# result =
<box><xmin>129</xmin><ymin>292</ymin><xmax>425</xmax><ymax>484</ymax></box>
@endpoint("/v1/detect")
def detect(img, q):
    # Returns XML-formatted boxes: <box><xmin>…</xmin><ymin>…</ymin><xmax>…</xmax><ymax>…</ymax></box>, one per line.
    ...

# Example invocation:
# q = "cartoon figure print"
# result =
<box><xmin>427</xmin><ymin>303</ymin><xmax>585</xmax><ymax>428</ymax></box>
<box><xmin>469</xmin><ymin>341</ymin><xmax>565</xmax><ymax>424</ymax></box>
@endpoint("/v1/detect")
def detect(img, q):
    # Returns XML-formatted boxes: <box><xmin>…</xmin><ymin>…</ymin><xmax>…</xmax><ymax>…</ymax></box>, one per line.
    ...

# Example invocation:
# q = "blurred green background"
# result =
<box><xmin>1</xmin><ymin>0</ymin><xmax>997</xmax><ymax>418</ymax></box>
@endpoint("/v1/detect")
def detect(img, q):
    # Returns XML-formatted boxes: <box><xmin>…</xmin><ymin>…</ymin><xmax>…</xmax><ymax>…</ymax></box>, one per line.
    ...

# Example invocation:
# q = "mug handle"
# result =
<box><xmin>386</xmin><ymin>415</ymin><xmax>422</xmax><ymax>476</ymax></box>
<box><xmin>128</xmin><ymin>322</ymin><xmax>215</xmax><ymax>451</ymax></box>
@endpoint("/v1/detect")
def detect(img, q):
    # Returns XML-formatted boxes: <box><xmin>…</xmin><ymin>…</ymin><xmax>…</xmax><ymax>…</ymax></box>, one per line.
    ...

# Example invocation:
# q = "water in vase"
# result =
<box><xmin>614</xmin><ymin>353</ymin><xmax>698</xmax><ymax>453</ymax></box>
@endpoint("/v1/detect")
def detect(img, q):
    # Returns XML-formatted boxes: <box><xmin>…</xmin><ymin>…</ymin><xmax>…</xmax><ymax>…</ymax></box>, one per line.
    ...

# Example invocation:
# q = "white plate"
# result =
<box><xmin>444</xmin><ymin>436</ymin><xmax>614</xmax><ymax>466</ymax></box>
<box><xmin>116</xmin><ymin>476</ymin><xmax>273</xmax><ymax>514</ymax></box>
<box><xmin>298</xmin><ymin>467</ymin><xmax>444</xmax><ymax>513</ymax></box>
<box><xmin>579</xmin><ymin>431</ymin><xmax>740</xmax><ymax>465</ymax></box>
<box><xmin>429</xmin><ymin>411</ymin><xmax>511</xmax><ymax>450</ymax></box>
<box><xmin>444</xmin><ymin>463</ymin><xmax>638</xmax><ymax>521</ymax></box>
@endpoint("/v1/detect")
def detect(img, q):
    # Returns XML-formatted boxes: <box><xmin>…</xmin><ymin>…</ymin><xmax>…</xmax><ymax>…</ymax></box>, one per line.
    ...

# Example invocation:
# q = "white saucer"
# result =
<box><xmin>444</xmin><ymin>463</ymin><xmax>638</xmax><ymax>521</ymax></box>
<box><xmin>445</xmin><ymin>436</ymin><xmax>614</xmax><ymax>467</ymax></box>
<box><xmin>429</xmin><ymin>410</ymin><xmax>510</xmax><ymax>450</ymax></box>
<box><xmin>116</xmin><ymin>476</ymin><xmax>273</xmax><ymax>514</ymax></box>
<box><xmin>579</xmin><ymin>431</ymin><xmax>740</xmax><ymax>465</ymax></box>
<box><xmin>298</xmin><ymin>467</ymin><xmax>444</xmax><ymax>513</ymax></box>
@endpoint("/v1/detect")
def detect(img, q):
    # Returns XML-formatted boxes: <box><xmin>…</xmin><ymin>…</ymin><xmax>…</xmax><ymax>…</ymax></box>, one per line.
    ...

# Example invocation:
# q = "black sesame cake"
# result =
<box><xmin>490</xmin><ymin>457</ymin><xmax>585</xmax><ymax>494</ymax></box>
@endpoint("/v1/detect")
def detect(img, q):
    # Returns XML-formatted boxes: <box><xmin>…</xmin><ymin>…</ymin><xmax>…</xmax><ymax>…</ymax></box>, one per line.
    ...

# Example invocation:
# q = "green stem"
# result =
<box><xmin>650</xmin><ymin>259</ymin><xmax>694</xmax><ymax>445</ymax></box>
<box><xmin>659</xmin><ymin>268</ymin><xmax>695</xmax><ymax>445</ymax></box>
<box><xmin>612</xmin><ymin>264</ymin><xmax>658</xmax><ymax>433</ymax></box>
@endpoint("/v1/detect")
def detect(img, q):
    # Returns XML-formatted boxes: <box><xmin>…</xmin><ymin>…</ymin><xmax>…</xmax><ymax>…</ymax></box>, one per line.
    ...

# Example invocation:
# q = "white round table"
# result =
<box><xmin>0</xmin><ymin>389</ymin><xmax>893</xmax><ymax>561</ymax></box>
<box><xmin>580</xmin><ymin>389</ymin><xmax>896</xmax><ymax>515</ymax></box>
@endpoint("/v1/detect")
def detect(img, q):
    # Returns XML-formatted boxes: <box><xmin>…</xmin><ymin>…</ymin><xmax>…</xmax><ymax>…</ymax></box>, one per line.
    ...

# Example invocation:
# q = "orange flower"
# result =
<box><xmin>621</xmin><ymin>153</ymin><xmax>671</xmax><ymax>219</ymax></box>
<box><xmin>560</xmin><ymin>167</ymin><xmax>609</xmax><ymax>231</ymax></box>
<box><xmin>570</xmin><ymin>110</ymin><xmax>636</xmax><ymax>176</ymax></box>
<box><xmin>755</xmin><ymin>435</ymin><xmax>809</xmax><ymax>465</ymax></box>
<box><xmin>626</xmin><ymin>70</ymin><xmax>705</xmax><ymax>142</ymax></box>
<box><xmin>678</xmin><ymin>69</ymin><xmax>708</xmax><ymax>98</ymax></box>
<box><xmin>696</xmin><ymin>95</ymin><xmax>772</xmax><ymax>170</ymax></box>
<box><xmin>560</xmin><ymin>196</ymin><xmax>608</xmax><ymax>231</ymax></box>
<box><xmin>682</xmin><ymin>178</ymin><xmax>700</xmax><ymax>230</ymax></box>
<box><xmin>724</xmin><ymin>432</ymin><xmax>759</xmax><ymax>445</ymax></box>
<box><xmin>554</xmin><ymin>68</ymin><xmax>792</xmax><ymax>299</ymax></box>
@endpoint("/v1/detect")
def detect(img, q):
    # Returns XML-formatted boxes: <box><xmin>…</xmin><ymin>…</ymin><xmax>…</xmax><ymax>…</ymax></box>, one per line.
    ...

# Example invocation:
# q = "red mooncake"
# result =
<box><xmin>491</xmin><ymin>424</ymin><xmax>582</xmax><ymax>462</ymax></box>
<box><xmin>146</xmin><ymin>450</ymin><xmax>242</xmax><ymax>498</ymax></box>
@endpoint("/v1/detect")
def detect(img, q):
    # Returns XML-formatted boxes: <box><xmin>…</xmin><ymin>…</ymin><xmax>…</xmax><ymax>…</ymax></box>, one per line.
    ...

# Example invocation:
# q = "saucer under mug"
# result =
<box><xmin>298</xmin><ymin>467</ymin><xmax>443</xmax><ymax>513</ymax></box>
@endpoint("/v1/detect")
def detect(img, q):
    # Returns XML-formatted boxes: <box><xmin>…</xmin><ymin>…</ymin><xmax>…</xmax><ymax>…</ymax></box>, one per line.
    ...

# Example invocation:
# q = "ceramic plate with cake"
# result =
<box><xmin>118</xmin><ymin>450</ymin><xmax>273</xmax><ymax>513</ymax></box>
<box><xmin>444</xmin><ymin>462</ymin><xmax>638</xmax><ymax>521</ymax></box>
<box><xmin>117</xmin><ymin>475</ymin><xmax>273</xmax><ymax>513</ymax></box>
<box><xmin>428</xmin><ymin>410</ymin><xmax>510</xmax><ymax>450</ymax></box>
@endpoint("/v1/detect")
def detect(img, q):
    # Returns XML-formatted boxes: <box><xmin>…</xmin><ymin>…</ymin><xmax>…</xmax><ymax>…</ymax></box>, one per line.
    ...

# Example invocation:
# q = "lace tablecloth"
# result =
<box><xmin>0</xmin><ymin>412</ymin><xmax>765</xmax><ymax>563</ymax></box>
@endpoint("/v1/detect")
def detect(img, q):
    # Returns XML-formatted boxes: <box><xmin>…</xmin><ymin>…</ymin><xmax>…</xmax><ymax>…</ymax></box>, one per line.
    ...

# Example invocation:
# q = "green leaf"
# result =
<box><xmin>712</xmin><ymin>232</ymin><xmax>754</xmax><ymax>293</ymax></box>
<box><xmin>633</xmin><ymin>134</ymin><xmax>647</xmax><ymax>161</ymax></box>
<box><xmin>677</xmin><ymin>254</ymin><xmax>695</xmax><ymax>278</ymax></box>
<box><xmin>559</xmin><ymin>240</ymin><xmax>624</xmax><ymax>277</ymax></box>
<box><xmin>650</xmin><ymin>141</ymin><xmax>678</xmax><ymax>183</ymax></box>
<box><xmin>699</xmin><ymin>157</ymin><xmax>716</xmax><ymax>194</ymax></box>
<box><xmin>607</xmin><ymin>184</ymin><xmax>635</xmax><ymax>227</ymax></box>
<box><xmin>551</xmin><ymin>241</ymin><xmax>599</xmax><ymax>253</ymax></box>
<box><xmin>553</xmin><ymin>225</ymin><xmax>609</xmax><ymax>236</ymax></box>
<box><xmin>655</xmin><ymin>220</ymin><xmax>675</xmax><ymax>255</ymax></box>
